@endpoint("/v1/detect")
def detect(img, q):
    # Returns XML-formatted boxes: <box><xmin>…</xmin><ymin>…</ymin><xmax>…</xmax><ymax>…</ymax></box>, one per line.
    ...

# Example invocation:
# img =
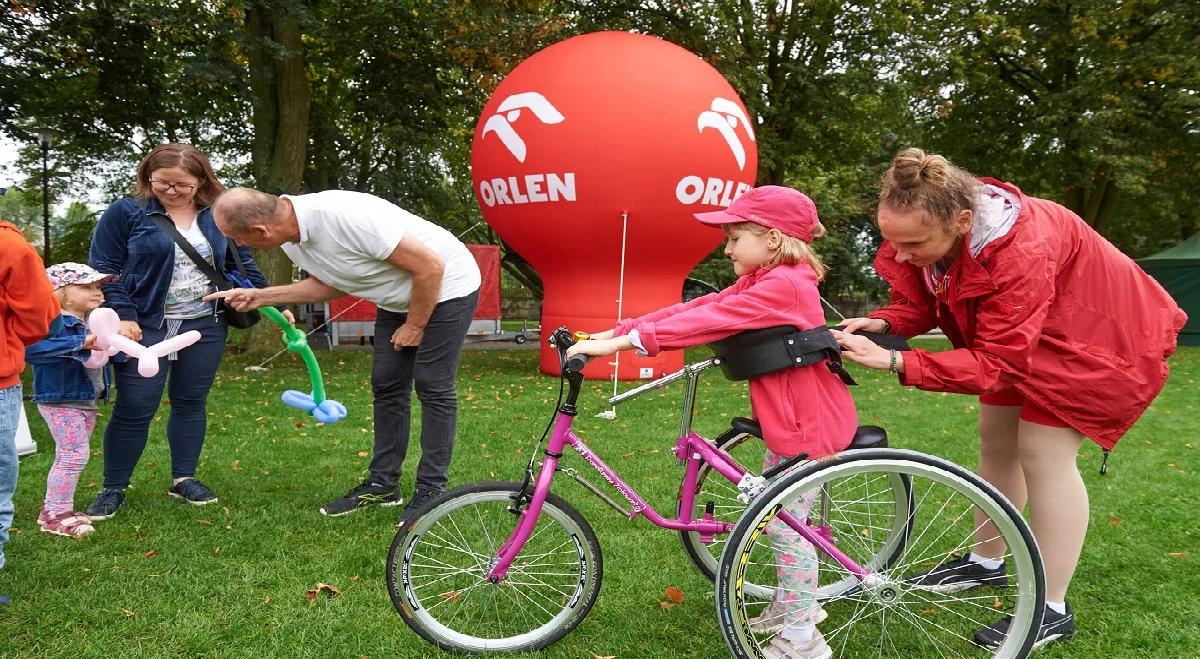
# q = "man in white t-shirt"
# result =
<box><xmin>207</xmin><ymin>188</ymin><xmax>480</xmax><ymax>524</ymax></box>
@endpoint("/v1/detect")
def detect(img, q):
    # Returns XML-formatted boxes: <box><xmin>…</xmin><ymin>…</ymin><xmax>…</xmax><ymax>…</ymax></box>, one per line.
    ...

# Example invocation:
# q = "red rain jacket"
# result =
<box><xmin>870</xmin><ymin>180</ymin><xmax>1187</xmax><ymax>450</ymax></box>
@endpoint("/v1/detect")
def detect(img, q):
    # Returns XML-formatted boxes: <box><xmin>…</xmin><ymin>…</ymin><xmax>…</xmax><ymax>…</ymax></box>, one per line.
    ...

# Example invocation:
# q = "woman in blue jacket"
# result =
<box><xmin>87</xmin><ymin>143</ymin><xmax>275</xmax><ymax>520</ymax></box>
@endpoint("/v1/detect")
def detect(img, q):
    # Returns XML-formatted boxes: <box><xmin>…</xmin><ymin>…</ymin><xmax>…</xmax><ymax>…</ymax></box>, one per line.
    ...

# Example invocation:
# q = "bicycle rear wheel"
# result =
<box><xmin>716</xmin><ymin>449</ymin><xmax>1044</xmax><ymax>659</ymax></box>
<box><xmin>682</xmin><ymin>431</ymin><xmax>912</xmax><ymax>602</ymax></box>
<box><xmin>387</xmin><ymin>481</ymin><xmax>603</xmax><ymax>653</ymax></box>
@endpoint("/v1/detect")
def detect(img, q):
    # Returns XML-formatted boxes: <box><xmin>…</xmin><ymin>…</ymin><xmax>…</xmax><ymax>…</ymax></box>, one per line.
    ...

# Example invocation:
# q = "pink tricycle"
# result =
<box><xmin>387</xmin><ymin>327</ymin><xmax>1044</xmax><ymax>658</ymax></box>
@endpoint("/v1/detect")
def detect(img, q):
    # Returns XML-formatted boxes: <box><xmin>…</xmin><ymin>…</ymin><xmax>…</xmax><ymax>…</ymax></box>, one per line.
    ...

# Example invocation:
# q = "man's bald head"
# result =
<box><xmin>213</xmin><ymin>187</ymin><xmax>282</xmax><ymax>234</ymax></box>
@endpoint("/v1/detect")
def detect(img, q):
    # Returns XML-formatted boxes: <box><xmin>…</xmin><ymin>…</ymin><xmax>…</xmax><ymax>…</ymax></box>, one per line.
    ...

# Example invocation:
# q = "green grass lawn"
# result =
<box><xmin>3</xmin><ymin>341</ymin><xmax>1197</xmax><ymax>658</ymax></box>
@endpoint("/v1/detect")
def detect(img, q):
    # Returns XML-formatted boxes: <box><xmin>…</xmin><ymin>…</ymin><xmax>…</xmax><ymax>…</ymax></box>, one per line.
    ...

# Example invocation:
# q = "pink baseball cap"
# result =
<box><xmin>693</xmin><ymin>185</ymin><xmax>820</xmax><ymax>243</ymax></box>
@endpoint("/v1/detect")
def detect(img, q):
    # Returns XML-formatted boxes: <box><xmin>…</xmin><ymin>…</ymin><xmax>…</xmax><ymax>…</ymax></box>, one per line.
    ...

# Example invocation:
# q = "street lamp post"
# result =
<box><xmin>37</xmin><ymin>128</ymin><xmax>53</xmax><ymax>264</ymax></box>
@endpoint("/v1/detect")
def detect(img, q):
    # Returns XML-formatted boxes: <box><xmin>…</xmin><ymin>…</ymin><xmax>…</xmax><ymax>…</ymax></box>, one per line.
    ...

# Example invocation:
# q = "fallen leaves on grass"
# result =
<box><xmin>1167</xmin><ymin>551</ymin><xmax>1188</xmax><ymax>559</ymax></box>
<box><xmin>305</xmin><ymin>583</ymin><xmax>342</xmax><ymax>601</ymax></box>
<box><xmin>122</xmin><ymin>608</ymin><xmax>136</xmax><ymax>617</ymax></box>
<box><xmin>143</xmin><ymin>549</ymin><xmax>157</xmax><ymax>558</ymax></box>
<box><xmin>658</xmin><ymin>586</ymin><xmax>685</xmax><ymax>609</ymax></box>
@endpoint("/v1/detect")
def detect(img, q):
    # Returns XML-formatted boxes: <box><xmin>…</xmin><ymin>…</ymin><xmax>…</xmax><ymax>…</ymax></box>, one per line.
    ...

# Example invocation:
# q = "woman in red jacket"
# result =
<box><xmin>834</xmin><ymin>148</ymin><xmax>1186</xmax><ymax>650</ymax></box>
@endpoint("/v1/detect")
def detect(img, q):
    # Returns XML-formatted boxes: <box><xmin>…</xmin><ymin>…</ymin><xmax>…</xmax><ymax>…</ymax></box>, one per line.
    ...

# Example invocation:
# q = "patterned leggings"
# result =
<box><xmin>764</xmin><ymin>450</ymin><xmax>820</xmax><ymax>628</ymax></box>
<box><xmin>38</xmin><ymin>406</ymin><xmax>95</xmax><ymax>516</ymax></box>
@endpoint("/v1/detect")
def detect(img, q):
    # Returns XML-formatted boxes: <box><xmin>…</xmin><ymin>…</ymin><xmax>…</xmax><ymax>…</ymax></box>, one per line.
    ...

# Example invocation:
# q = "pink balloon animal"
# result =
<box><xmin>82</xmin><ymin>308</ymin><xmax>202</xmax><ymax>377</ymax></box>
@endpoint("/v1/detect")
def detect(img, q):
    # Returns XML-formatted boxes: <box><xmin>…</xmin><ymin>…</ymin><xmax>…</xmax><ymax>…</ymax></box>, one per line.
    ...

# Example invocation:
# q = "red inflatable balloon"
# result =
<box><xmin>471</xmin><ymin>31</ymin><xmax>758</xmax><ymax>379</ymax></box>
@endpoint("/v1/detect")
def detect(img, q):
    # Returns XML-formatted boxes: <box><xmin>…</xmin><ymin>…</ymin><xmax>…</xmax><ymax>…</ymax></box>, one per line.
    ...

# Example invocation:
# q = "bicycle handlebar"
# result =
<box><xmin>548</xmin><ymin>325</ymin><xmax>717</xmax><ymax>400</ymax></box>
<box><xmin>548</xmin><ymin>326</ymin><xmax>590</xmax><ymax>376</ymax></box>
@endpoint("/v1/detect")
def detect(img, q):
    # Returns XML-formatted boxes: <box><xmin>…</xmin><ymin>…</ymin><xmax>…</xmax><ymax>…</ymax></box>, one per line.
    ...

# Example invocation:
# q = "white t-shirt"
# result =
<box><xmin>165</xmin><ymin>220</ymin><xmax>217</xmax><ymax>319</ymax></box>
<box><xmin>280</xmin><ymin>191</ymin><xmax>480</xmax><ymax>312</ymax></box>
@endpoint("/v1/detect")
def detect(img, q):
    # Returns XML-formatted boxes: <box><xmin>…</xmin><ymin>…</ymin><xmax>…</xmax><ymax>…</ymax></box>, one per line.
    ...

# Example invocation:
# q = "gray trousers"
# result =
<box><xmin>368</xmin><ymin>289</ymin><xmax>478</xmax><ymax>492</ymax></box>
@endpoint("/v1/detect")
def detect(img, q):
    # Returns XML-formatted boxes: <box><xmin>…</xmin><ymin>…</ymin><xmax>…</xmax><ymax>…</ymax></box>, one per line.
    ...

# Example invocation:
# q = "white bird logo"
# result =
<box><xmin>481</xmin><ymin>92</ymin><xmax>566</xmax><ymax>163</ymax></box>
<box><xmin>697</xmin><ymin>98</ymin><xmax>756</xmax><ymax>170</ymax></box>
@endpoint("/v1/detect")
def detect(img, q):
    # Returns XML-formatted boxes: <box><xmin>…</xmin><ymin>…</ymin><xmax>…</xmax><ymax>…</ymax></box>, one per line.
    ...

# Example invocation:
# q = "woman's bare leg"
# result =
<box><xmin>974</xmin><ymin>404</ymin><xmax>1024</xmax><ymax>558</ymax></box>
<box><xmin>1018</xmin><ymin>421</ymin><xmax>1088</xmax><ymax>603</ymax></box>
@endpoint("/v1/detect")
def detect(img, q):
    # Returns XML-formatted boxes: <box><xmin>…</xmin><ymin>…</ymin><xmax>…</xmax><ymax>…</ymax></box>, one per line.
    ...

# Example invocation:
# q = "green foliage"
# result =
<box><xmin>1</xmin><ymin>0</ymin><xmax>1195</xmax><ymax>312</ymax></box>
<box><xmin>907</xmin><ymin>0</ymin><xmax>1200</xmax><ymax>254</ymax></box>
<box><xmin>0</xmin><ymin>188</ymin><xmax>96</xmax><ymax>265</ymax></box>
<box><xmin>0</xmin><ymin>188</ymin><xmax>42</xmax><ymax>244</ymax></box>
<box><xmin>54</xmin><ymin>202</ymin><xmax>99</xmax><ymax>265</ymax></box>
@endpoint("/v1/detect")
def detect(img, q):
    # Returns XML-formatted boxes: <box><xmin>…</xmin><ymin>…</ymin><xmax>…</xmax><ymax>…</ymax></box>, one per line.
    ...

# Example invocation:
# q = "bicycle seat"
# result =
<box><xmin>730</xmin><ymin>417</ymin><xmax>763</xmax><ymax>437</ymax></box>
<box><xmin>848</xmin><ymin>425</ymin><xmax>888</xmax><ymax>450</ymax></box>
<box><xmin>726</xmin><ymin>418</ymin><xmax>888</xmax><ymax>450</ymax></box>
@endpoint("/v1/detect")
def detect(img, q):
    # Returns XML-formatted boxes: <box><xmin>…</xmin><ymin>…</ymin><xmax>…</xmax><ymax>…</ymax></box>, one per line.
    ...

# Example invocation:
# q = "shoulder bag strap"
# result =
<box><xmin>147</xmin><ymin>213</ymin><xmax>233</xmax><ymax>291</ymax></box>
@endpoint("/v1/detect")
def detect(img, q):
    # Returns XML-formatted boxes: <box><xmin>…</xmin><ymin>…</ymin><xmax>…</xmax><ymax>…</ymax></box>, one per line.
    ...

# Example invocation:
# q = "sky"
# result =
<box><xmin>0</xmin><ymin>135</ymin><xmax>23</xmax><ymax>192</ymax></box>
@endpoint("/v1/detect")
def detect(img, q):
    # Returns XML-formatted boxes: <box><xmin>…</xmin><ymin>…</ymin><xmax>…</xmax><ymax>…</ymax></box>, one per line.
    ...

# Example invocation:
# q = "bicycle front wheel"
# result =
<box><xmin>716</xmin><ymin>449</ymin><xmax>1044</xmax><ymax>659</ymax></box>
<box><xmin>387</xmin><ymin>481</ymin><xmax>603</xmax><ymax>653</ymax></box>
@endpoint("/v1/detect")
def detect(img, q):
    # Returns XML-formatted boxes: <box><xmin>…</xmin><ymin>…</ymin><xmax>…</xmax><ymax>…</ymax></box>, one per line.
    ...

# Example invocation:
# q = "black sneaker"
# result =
<box><xmin>974</xmin><ymin>602</ymin><xmax>1075</xmax><ymax>650</ymax></box>
<box><xmin>86</xmin><ymin>488</ymin><xmax>126</xmax><ymax>521</ymax></box>
<box><xmin>396</xmin><ymin>488</ymin><xmax>443</xmax><ymax>528</ymax></box>
<box><xmin>319</xmin><ymin>480</ymin><xmax>402</xmax><ymax>517</ymax></box>
<box><xmin>906</xmin><ymin>554</ymin><xmax>1008</xmax><ymax>593</ymax></box>
<box><xmin>169</xmin><ymin>478</ymin><xmax>218</xmax><ymax>505</ymax></box>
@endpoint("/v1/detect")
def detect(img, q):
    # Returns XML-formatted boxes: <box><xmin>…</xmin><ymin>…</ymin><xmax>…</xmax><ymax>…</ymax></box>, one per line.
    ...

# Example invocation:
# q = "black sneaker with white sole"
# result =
<box><xmin>320</xmin><ymin>480</ymin><xmax>402</xmax><ymax>517</ymax></box>
<box><xmin>974</xmin><ymin>602</ymin><xmax>1075</xmax><ymax>650</ymax></box>
<box><xmin>906</xmin><ymin>554</ymin><xmax>1008</xmax><ymax>593</ymax></box>
<box><xmin>86</xmin><ymin>488</ymin><xmax>126</xmax><ymax>521</ymax></box>
<box><xmin>169</xmin><ymin>478</ymin><xmax>218</xmax><ymax>505</ymax></box>
<box><xmin>396</xmin><ymin>488</ymin><xmax>443</xmax><ymax>528</ymax></box>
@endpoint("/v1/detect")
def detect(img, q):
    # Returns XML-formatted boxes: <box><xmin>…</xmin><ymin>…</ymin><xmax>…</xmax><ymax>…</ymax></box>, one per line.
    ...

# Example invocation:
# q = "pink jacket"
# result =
<box><xmin>615</xmin><ymin>263</ymin><xmax>857</xmax><ymax>458</ymax></box>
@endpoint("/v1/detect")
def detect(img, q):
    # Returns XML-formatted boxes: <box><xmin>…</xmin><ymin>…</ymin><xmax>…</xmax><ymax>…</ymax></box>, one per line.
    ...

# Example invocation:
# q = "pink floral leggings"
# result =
<box><xmin>37</xmin><ymin>406</ymin><xmax>96</xmax><ymax>516</ymax></box>
<box><xmin>764</xmin><ymin>450</ymin><xmax>821</xmax><ymax>628</ymax></box>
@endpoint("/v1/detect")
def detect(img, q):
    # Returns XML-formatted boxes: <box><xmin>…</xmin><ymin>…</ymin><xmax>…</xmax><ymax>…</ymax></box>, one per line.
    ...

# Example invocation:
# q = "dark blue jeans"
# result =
<box><xmin>102</xmin><ymin>315</ymin><xmax>228</xmax><ymax>490</ymax></box>
<box><xmin>369</xmin><ymin>290</ymin><xmax>478</xmax><ymax>492</ymax></box>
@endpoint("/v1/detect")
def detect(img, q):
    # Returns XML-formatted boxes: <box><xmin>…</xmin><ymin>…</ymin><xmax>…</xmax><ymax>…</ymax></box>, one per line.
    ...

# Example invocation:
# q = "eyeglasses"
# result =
<box><xmin>149</xmin><ymin>179</ymin><xmax>198</xmax><ymax>193</ymax></box>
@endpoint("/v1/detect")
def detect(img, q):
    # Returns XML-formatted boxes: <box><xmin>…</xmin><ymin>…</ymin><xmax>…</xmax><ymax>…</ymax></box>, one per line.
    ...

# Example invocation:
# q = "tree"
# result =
<box><xmin>0</xmin><ymin>189</ymin><xmax>94</xmax><ymax>265</ymax></box>
<box><xmin>574</xmin><ymin>1</ymin><xmax>918</xmax><ymax>307</ymax></box>
<box><xmin>908</xmin><ymin>0</ymin><xmax>1200</xmax><ymax>253</ymax></box>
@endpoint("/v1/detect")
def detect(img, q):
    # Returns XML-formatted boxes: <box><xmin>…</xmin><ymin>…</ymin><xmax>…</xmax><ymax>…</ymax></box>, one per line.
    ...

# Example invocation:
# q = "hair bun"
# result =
<box><xmin>891</xmin><ymin>147</ymin><xmax>952</xmax><ymax>189</ymax></box>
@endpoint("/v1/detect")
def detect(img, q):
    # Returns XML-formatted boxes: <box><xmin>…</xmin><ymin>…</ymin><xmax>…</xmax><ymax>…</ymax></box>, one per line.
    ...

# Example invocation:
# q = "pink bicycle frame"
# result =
<box><xmin>486</xmin><ymin>402</ymin><xmax>870</xmax><ymax>583</ymax></box>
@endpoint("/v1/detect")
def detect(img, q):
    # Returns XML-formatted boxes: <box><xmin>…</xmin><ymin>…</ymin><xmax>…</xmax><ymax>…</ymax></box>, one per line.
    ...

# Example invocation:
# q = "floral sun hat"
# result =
<box><xmin>45</xmin><ymin>262</ymin><xmax>117</xmax><ymax>290</ymax></box>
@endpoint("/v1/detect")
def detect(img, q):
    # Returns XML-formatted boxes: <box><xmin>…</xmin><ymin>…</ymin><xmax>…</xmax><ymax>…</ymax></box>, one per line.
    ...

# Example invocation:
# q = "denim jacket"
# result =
<box><xmin>89</xmin><ymin>196</ymin><xmax>270</xmax><ymax>328</ymax></box>
<box><xmin>25</xmin><ymin>314</ymin><xmax>112</xmax><ymax>404</ymax></box>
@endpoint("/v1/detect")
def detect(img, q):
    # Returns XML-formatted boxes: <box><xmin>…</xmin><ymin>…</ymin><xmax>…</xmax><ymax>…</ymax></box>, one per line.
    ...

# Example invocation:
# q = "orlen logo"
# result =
<box><xmin>676</xmin><ymin>97</ymin><xmax>754</xmax><ymax>207</ymax></box>
<box><xmin>478</xmin><ymin>91</ymin><xmax>576</xmax><ymax>208</ymax></box>
<box><xmin>697</xmin><ymin>97</ymin><xmax>756</xmax><ymax>170</ymax></box>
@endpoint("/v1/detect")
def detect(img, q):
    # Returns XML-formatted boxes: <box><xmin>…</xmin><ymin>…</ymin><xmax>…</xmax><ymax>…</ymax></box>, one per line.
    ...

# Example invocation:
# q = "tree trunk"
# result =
<box><xmin>241</xmin><ymin>2</ymin><xmax>311</xmax><ymax>357</ymax></box>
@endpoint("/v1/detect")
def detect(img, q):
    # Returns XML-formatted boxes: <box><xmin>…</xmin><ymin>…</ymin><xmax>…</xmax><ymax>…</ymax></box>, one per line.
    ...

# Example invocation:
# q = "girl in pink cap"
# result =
<box><xmin>569</xmin><ymin>185</ymin><xmax>855</xmax><ymax>659</ymax></box>
<box><xmin>25</xmin><ymin>263</ymin><xmax>117</xmax><ymax>537</ymax></box>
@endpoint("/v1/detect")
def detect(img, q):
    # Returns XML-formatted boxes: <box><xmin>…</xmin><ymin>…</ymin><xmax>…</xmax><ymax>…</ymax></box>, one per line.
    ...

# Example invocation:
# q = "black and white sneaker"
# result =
<box><xmin>85</xmin><ymin>488</ymin><xmax>126</xmax><ymax>520</ymax></box>
<box><xmin>319</xmin><ymin>480</ymin><xmax>401</xmax><ymax>517</ymax></box>
<box><xmin>906</xmin><ymin>554</ymin><xmax>1008</xmax><ymax>593</ymax></box>
<box><xmin>168</xmin><ymin>478</ymin><xmax>218</xmax><ymax>505</ymax></box>
<box><xmin>974</xmin><ymin>602</ymin><xmax>1075</xmax><ymax>650</ymax></box>
<box><xmin>396</xmin><ymin>488</ymin><xmax>443</xmax><ymax>528</ymax></box>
